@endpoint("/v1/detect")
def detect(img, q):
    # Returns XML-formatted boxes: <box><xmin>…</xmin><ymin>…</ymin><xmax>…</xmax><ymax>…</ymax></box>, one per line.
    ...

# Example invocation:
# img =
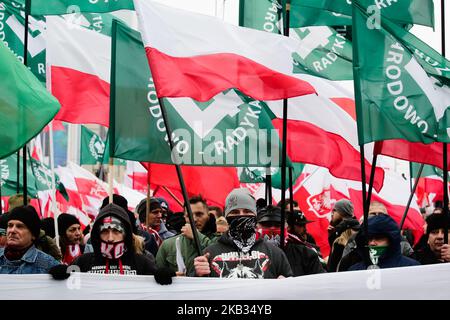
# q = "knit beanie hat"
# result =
<box><xmin>57</xmin><ymin>213</ymin><xmax>80</xmax><ymax>236</ymax></box>
<box><xmin>333</xmin><ymin>199</ymin><xmax>354</xmax><ymax>219</ymax></box>
<box><xmin>8</xmin><ymin>205</ymin><xmax>41</xmax><ymax>238</ymax></box>
<box><xmin>137</xmin><ymin>198</ymin><xmax>161</xmax><ymax>223</ymax></box>
<box><xmin>426</xmin><ymin>213</ymin><xmax>450</xmax><ymax>235</ymax></box>
<box><xmin>224</xmin><ymin>188</ymin><xmax>256</xmax><ymax>216</ymax></box>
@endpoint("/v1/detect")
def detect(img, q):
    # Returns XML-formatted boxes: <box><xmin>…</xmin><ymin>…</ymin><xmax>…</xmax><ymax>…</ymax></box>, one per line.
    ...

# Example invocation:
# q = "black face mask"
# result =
<box><xmin>226</xmin><ymin>215</ymin><xmax>257</xmax><ymax>253</ymax></box>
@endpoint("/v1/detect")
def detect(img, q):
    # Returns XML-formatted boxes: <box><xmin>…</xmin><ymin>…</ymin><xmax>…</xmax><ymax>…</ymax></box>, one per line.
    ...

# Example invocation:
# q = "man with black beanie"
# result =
<box><xmin>0</xmin><ymin>206</ymin><xmax>60</xmax><ymax>274</ymax></box>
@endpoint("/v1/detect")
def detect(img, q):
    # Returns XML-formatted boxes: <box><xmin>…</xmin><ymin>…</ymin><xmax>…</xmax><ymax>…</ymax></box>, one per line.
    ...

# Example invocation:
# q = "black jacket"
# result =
<box><xmin>72</xmin><ymin>204</ymin><xmax>156</xmax><ymax>275</ymax></box>
<box><xmin>284</xmin><ymin>238</ymin><xmax>326</xmax><ymax>276</ymax></box>
<box><xmin>415</xmin><ymin>245</ymin><xmax>442</xmax><ymax>265</ymax></box>
<box><xmin>202</xmin><ymin>234</ymin><xmax>293</xmax><ymax>278</ymax></box>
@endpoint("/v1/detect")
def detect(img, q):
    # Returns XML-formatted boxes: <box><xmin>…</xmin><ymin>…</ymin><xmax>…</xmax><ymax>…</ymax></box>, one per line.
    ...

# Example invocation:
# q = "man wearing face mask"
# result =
<box><xmin>70</xmin><ymin>203</ymin><xmax>157</xmax><ymax>275</ymax></box>
<box><xmin>257</xmin><ymin>206</ymin><xmax>325</xmax><ymax>276</ymax></box>
<box><xmin>193</xmin><ymin>189</ymin><xmax>292</xmax><ymax>279</ymax></box>
<box><xmin>349</xmin><ymin>215</ymin><xmax>420</xmax><ymax>270</ymax></box>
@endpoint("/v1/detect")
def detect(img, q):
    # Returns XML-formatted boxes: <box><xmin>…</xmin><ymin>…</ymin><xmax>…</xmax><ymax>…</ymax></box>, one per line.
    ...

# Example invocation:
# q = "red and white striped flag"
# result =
<box><xmin>133</xmin><ymin>0</ymin><xmax>316</xmax><ymax>102</ymax></box>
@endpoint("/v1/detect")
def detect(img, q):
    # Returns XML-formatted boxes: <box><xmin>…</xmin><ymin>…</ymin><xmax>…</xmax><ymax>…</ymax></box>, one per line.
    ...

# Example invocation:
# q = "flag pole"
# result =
<box><xmin>266</xmin><ymin>173</ymin><xmax>272</xmax><ymax>205</ymax></box>
<box><xmin>146</xmin><ymin>167</ymin><xmax>150</xmax><ymax>229</ymax></box>
<box><xmin>365</xmin><ymin>152</ymin><xmax>378</xmax><ymax>209</ymax></box>
<box><xmin>408</xmin><ymin>162</ymin><xmax>414</xmax><ymax>193</ymax></box>
<box><xmin>352</xmin><ymin>1</ymin><xmax>370</xmax><ymax>264</ymax></box>
<box><xmin>400</xmin><ymin>163</ymin><xmax>424</xmax><ymax>230</ymax></box>
<box><xmin>49</xmin><ymin>121</ymin><xmax>60</xmax><ymax>249</ymax></box>
<box><xmin>21</xmin><ymin>0</ymin><xmax>31</xmax><ymax>205</ymax></box>
<box><xmin>441</xmin><ymin>0</ymin><xmax>448</xmax><ymax>244</ymax></box>
<box><xmin>161</xmin><ymin>186</ymin><xmax>184</xmax><ymax>208</ymax></box>
<box><xmin>16</xmin><ymin>151</ymin><xmax>20</xmax><ymax>194</ymax></box>
<box><xmin>158</xmin><ymin>98</ymin><xmax>202</xmax><ymax>256</ymax></box>
<box><xmin>289</xmin><ymin>166</ymin><xmax>294</xmax><ymax>214</ymax></box>
<box><xmin>108</xmin><ymin>158</ymin><xmax>114</xmax><ymax>204</ymax></box>
<box><xmin>279</xmin><ymin>0</ymin><xmax>291</xmax><ymax>250</ymax></box>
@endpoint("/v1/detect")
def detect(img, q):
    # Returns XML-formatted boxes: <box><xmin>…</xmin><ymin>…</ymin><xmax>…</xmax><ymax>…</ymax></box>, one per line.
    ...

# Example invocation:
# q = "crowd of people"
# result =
<box><xmin>0</xmin><ymin>189</ymin><xmax>449</xmax><ymax>283</ymax></box>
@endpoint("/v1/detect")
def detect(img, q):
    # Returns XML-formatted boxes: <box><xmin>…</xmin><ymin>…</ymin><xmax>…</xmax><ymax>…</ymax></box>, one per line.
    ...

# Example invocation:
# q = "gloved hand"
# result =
<box><xmin>154</xmin><ymin>267</ymin><xmax>176</xmax><ymax>285</ymax></box>
<box><xmin>334</xmin><ymin>218</ymin><xmax>360</xmax><ymax>236</ymax></box>
<box><xmin>49</xmin><ymin>264</ymin><xmax>71</xmax><ymax>280</ymax></box>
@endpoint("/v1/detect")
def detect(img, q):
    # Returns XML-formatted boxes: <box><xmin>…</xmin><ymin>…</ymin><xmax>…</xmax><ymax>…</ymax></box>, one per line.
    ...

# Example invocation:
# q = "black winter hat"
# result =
<box><xmin>57</xmin><ymin>213</ymin><xmax>80</xmax><ymax>236</ymax></box>
<box><xmin>136</xmin><ymin>198</ymin><xmax>161</xmax><ymax>223</ymax></box>
<box><xmin>8</xmin><ymin>205</ymin><xmax>41</xmax><ymax>239</ymax></box>
<box><xmin>101</xmin><ymin>194</ymin><xmax>128</xmax><ymax>211</ymax></box>
<box><xmin>287</xmin><ymin>209</ymin><xmax>314</xmax><ymax>226</ymax></box>
<box><xmin>41</xmin><ymin>217</ymin><xmax>56</xmax><ymax>238</ymax></box>
<box><xmin>426</xmin><ymin>213</ymin><xmax>450</xmax><ymax>235</ymax></box>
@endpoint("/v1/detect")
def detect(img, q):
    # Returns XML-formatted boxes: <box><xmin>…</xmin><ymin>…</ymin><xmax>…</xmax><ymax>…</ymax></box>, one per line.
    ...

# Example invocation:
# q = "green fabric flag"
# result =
<box><xmin>292</xmin><ymin>0</ymin><xmax>434</xmax><ymax>27</ymax></box>
<box><xmin>410</xmin><ymin>162</ymin><xmax>450</xmax><ymax>180</ymax></box>
<box><xmin>290</xmin><ymin>0</ymin><xmax>352</xmax><ymax>27</ymax></box>
<box><xmin>239</xmin><ymin>0</ymin><xmax>351</xmax><ymax>30</ymax></box>
<box><xmin>238</xmin><ymin>162</ymin><xmax>304</xmax><ymax>189</ymax></box>
<box><xmin>0</xmin><ymin>41</ymin><xmax>60</xmax><ymax>159</ymax></box>
<box><xmin>3</xmin><ymin>0</ymin><xmax>134</xmax><ymax>15</ymax></box>
<box><xmin>102</xmin><ymin>134</ymin><xmax>126</xmax><ymax>166</ymax></box>
<box><xmin>239</xmin><ymin>0</ymin><xmax>283</xmax><ymax>34</ymax></box>
<box><xmin>0</xmin><ymin>0</ymin><xmax>133</xmax><ymax>83</ymax></box>
<box><xmin>80</xmin><ymin>126</ymin><xmax>106</xmax><ymax>165</ymax></box>
<box><xmin>0</xmin><ymin>153</ymin><xmax>68</xmax><ymax>199</ymax></box>
<box><xmin>239</xmin><ymin>1</ymin><xmax>354</xmax><ymax>81</ymax></box>
<box><xmin>352</xmin><ymin>1</ymin><xmax>450</xmax><ymax>145</ymax></box>
<box><xmin>290</xmin><ymin>27</ymin><xmax>353</xmax><ymax>81</ymax></box>
<box><xmin>0</xmin><ymin>1</ymin><xmax>46</xmax><ymax>82</ymax></box>
<box><xmin>80</xmin><ymin>126</ymin><xmax>125</xmax><ymax>165</ymax></box>
<box><xmin>110</xmin><ymin>20</ymin><xmax>286</xmax><ymax>168</ymax></box>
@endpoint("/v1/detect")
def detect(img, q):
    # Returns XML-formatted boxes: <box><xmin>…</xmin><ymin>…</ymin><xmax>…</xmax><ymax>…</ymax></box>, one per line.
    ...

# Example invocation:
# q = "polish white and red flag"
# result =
<box><xmin>133</xmin><ymin>0</ymin><xmax>316</xmax><ymax>102</ymax></box>
<box><xmin>46</xmin><ymin>16</ymin><xmax>111</xmax><ymax>126</ymax></box>
<box><xmin>268</xmin><ymin>83</ymin><xmax>385</xmax><ymax>192</ymax></box>
<box><xmin>293</xmin><ymin>165</ymin><xmax>424</xmax><ymax>258</ymax></box>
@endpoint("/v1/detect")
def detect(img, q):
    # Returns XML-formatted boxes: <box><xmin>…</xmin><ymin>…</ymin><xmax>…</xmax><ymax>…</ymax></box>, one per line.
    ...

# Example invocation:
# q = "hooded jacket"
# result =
<box><xmin>200</xmin><ymin>234</ymin><xmax>293</xmax><ymax>278</ymax></box>
<box><xmin>349</xmin><ymin>215</ymin><xmax>419</xmax><ymax>270</ymax></box>
<box><xmin>72</xmin><ymin>204</ymin><xmax>156</xmax><ymax>275</ymax></box>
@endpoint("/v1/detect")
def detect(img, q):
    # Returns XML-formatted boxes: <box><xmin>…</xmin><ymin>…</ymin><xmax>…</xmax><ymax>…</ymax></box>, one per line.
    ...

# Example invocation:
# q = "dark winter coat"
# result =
<box><xmin>349</xmin><ymin>215</ymin><xmax>420</xmax><ymax>270</ymax></box>
<box><xmin>284</xmin><ymin>239</ymin><xmax>326</xmax><ymax>276</ymax></box>
<box><xmin>415</xmin><ymin>245</ymin><xmax>442</xmax><ymax>265</ymax></box>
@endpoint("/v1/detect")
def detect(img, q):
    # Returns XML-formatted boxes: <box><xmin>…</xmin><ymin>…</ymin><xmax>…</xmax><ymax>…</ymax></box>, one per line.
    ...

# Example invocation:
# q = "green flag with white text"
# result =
<box><xmin>292</xmin><ymin>0</ymin><xmax>434</xmax><ymax>27</ymax></box>
<box><xmin>352</xmin><ymin>1</ymin><xmax>450</xmax><ymax>145</ymax></box>
<box><xmin>2</xmin><ymin>0</ymin><xmax>134</xmax><ymax>15</ymax></box>
<box><xmin>0</xmin><ymin>153</ymin><xmax>67</xmax><ymax>198</ymax></box>
<box><xmin>239</xmin><ymin>1</ymin><xmax>354</xmax><ymax>81</ymax></box>
<box><xmin>0</xmin><ymin>1</ymin><xmax>46</xmax><ymax>82</ymax></box>
<box><xmin>110</xmin><ymin>20</ymin><xmax>286</xmax><ymax>168</ymax></box>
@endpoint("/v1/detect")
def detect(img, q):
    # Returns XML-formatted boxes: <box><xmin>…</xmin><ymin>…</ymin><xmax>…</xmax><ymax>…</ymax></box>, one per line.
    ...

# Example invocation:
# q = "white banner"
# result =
<box><xmin>0</xmin><ymin>263</ymin><xmax>449</xmax><ymax>300</ymax></box>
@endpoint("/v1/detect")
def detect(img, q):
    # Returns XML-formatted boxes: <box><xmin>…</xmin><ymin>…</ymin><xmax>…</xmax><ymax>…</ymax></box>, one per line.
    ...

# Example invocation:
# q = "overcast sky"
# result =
<box><xmin>153</xmin><ymin>0</ymin><xmax>449</xmax><ymax>57</ymax></box>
